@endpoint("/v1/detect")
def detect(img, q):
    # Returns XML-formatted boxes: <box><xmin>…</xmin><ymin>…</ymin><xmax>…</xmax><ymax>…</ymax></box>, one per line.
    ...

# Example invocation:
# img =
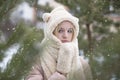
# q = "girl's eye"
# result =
<box><xmin>68</xmin><ymin>29</ymin><xmax>73</xmax><ymax>33</ymax></box>
<box><xmin>58</xmin><ymin>29</ymin><xmax>64</xmax><ymax>33</ymax></box>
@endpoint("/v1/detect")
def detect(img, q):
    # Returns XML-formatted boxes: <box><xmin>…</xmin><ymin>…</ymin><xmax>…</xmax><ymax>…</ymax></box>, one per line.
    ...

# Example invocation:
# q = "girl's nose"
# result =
<box><xmin>63</xmin><ymin>31</ymin><xmax>68</xmax><ymax>38</ymax></box>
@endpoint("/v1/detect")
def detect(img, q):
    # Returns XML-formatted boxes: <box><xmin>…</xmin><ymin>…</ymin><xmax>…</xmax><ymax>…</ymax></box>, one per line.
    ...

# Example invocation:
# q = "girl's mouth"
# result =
<box><xmin>61</xmin><ymin>40</ymin><xmax>69</xmax><ymax>43</ymax></box>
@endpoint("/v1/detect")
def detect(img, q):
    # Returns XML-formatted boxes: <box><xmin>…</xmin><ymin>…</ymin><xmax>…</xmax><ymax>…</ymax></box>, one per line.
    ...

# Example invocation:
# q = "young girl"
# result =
<box><xmin>25</xmin><ymin>7</ymin><xmax>92</xmax><ymax>80</ymax></box>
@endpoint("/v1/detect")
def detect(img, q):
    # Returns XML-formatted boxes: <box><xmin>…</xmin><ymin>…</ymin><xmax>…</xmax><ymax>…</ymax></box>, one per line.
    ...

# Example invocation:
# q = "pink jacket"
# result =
<box><xmin>25</xmin><ymin>57</ymin><xmax>92</xmax><ymax>80</ymax></box>
<box><xmin>25</xmin><ymin>64</ymin><xmax>44</xmax><ymax>80</ymax></box>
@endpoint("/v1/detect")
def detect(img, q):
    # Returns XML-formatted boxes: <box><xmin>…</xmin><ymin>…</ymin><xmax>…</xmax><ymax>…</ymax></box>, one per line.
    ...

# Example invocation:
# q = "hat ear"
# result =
<box><xmin>42</xmin><ymin>13</ymin><xmax>51</xmax><ymax>22</ymax></box>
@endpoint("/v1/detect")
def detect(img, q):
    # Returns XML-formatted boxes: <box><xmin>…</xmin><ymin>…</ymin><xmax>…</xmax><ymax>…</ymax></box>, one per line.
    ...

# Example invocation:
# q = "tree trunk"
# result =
<box><xmin>86</xmin><ymin>23</ymin><xmax>93</xmax><ymax>53</ymax></box>
<box><xmin>32</xmin><ymin>0</ymin><xmax>38</xmax><ymax>24</ymax></box>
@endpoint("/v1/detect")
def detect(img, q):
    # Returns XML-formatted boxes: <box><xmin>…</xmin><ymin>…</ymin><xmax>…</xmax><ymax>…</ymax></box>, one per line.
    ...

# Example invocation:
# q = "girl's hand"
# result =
<box><xmin>48</xmin><ymin>72</ymin><xmax>66</xmax><ymax>80</ymax></box>
<box><xmin>57</xmin><ymin>43</ymin><xmax>74</xmax><ymax>74</ymax></box>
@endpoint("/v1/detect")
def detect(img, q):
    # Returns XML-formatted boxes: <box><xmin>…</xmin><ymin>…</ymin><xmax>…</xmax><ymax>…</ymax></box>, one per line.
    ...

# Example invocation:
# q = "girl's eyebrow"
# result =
<box><xmin>58</xmin><ymin>27</ymin><xmax>73</xmax><ymax>30</ymax></box>
<box><xmin>69</xmin><ymin>28</ymin><xmax>73</xmax><ymax>29</ymax></box>
<box><xmin>57</xmin><ymin>27</ymin><xmax>64</xmax><ymax>31</ymax></box>
<box><xmin>68</xmin><ymin>28</ymin><xmax>74</xmax><ymax>31</ymax></box>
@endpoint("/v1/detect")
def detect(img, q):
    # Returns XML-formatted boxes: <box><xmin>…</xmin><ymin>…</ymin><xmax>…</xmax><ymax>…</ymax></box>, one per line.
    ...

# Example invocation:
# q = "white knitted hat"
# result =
<box><xmin>42</xmin><ymin>6</ymin><xmax>79</xmax><ymax>42</ymax></box>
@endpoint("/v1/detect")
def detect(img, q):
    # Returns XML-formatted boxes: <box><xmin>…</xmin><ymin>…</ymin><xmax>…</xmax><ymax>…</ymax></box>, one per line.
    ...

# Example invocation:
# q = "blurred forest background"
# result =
<box><xmin>0</xmin><ymin>0</ymin><xmax>120</xmax><ymax>80</ymax></box>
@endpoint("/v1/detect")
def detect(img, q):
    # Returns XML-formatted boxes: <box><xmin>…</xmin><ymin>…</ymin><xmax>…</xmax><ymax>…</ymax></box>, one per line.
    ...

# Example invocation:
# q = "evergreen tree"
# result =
<box><xmin>0</xmin><ymin>0</ymin><xmax>45</xmax><ymax>79</ymax></box>
<box><xmin>56</xmin><ymin>0</ymin><xmax>120</xmax><ymax>80</ymax></box>
<box><xmin>0</xmin><ymin>0</ymin><xmax>120</xmax><ymax>80</ymax></box>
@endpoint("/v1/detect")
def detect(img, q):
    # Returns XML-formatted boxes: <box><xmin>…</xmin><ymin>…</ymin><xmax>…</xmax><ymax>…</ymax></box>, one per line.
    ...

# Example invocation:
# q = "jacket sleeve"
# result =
<box><xmin>48</xmin><ymin>72</ymin><xmax>66</xmax><ymax>80</ymax></box>
<box><xmin>79</xmin><ymin>57</ymin><xmax>93</xmax><ymax>80</ymax></box>
<box><xmin>25</xmin><ymin>64</ymin><xmax>44</xmax><ymax>80</ymax></box>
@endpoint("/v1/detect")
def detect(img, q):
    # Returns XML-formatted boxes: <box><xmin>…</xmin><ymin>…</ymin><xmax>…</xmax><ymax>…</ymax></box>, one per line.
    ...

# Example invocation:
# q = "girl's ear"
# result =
<box><xmin>42</xmin><ymin>13</ymin><xmax>51</xmax><ymax>22</ymax></box>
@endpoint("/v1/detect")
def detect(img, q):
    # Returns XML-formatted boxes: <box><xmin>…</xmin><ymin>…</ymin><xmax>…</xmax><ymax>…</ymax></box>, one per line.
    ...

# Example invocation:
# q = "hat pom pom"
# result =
<box><xmin>42</xmin><ymin>13</ymin><xmax>51</xmax><ymax>22</ymax></box>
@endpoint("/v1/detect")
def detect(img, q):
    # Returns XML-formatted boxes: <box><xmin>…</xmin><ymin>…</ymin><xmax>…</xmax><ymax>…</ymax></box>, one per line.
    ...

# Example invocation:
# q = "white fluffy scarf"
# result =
<box><xmin>40</xmin><ymin>37</ymin><xmax>86</xmax><ymax>80</ymax></box>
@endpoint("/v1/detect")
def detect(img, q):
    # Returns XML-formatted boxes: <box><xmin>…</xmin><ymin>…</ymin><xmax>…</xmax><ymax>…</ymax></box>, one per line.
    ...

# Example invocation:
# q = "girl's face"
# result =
<box><xmin>53</xmin><ymin>21</ymin><xmax>74</xmax><ymax>43</ymax></box>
